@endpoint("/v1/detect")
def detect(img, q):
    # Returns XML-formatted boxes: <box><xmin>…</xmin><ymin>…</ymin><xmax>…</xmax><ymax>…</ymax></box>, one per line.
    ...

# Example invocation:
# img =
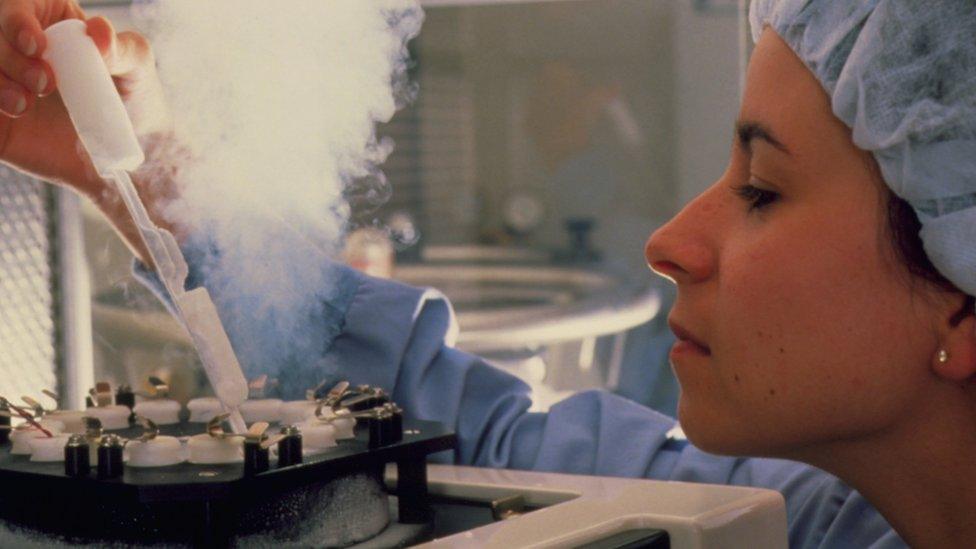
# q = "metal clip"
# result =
<box><xmin>84</xmin><ymin>416</ymin><xmax>104</xmax><ymax>439</ymax></box>
<box><xmin>339</xmin><ymin>387</ymin><xmax>385</xmax><ymax>410</ymax></box>
<box><xmin>248</xmin><ymin>423</ymin><xmax>284</xmax><ymax>449</ymax></box>
<box><xmin>305</xmin><ymin>379</ymin><xmax>332</xmax><ymax>402</ymax></box>
<box><xmin>206</xmin><ymin>413</ymin><xmax>235</xmax><ymax>439</ymax></box>
<box><xmin>148</xmin><ymin>376</ymin><xmax>169</xmax><ymax>398</ymax></box>
<box><xmin>316</xmin><ymin>384</ymin><xmax>388</xmax><ymax>419</ymax></box>
<box><xmin>128</xmin><ymin>416</ymin><xmax>159</xmax><ymax>445</ymax></box>
<box><xmin>134</xmin><ymin>376</ymin><xmax>169</xmax><ymax>399</ymax></box>
<box><xmin>310</xmin><ymin>381</ymin><xmax>350</xmax><ymax>415</ymax></box>
<box><xmin>1</xmin><ymin>397</ymin><xmax>53</xmax><ymax>437</ymax></box>
<box><xmin>83</xmin><ymin>417</ymin><xmax>103</xmax><ymax>451</ymax></box>
<box><xmin>260</xmin><ymin>433</ymin><xmax>287</xmax><ymax>450</ymax></box>
<box><xmin>89</xmin><ymin>382</ymin><xmax>113</xmax><ymax>408</ymax></box>
<box><xmin>206</xmin><ymin>414</ymin><xmax>270</xmax><ymax>443</ymax></box>
<box><xmin>208</xmin><ymin>416</ymin><xmax>285</xmax><ymax>449</ymax></box>
<box><xmin>20</xmin><ymin>396</ymin><xmax>47</xmax><ymax>417</ymax></box>
<box><xmin>310</xmin><ymin>382</ymin><xmax>388</xmax><ymax>418</ymax></box>
<box><xmin>248</xmin><ymin>375</ymin><xmax>279</xmax><ymax>399</ymax></box>
<box><xmin>41</xmin><ymin>390</ymin><xmax>59</xmax><ymax>407</ymax></box>
<box><xmin>244</xmin><ymin>421</ymin><xmax>269</xmax><ymax>441</ymax></box>
<box><xmin>313</xmin><ymin>404</ymin><xmax>385</xmax><ymax>423</ymax></box>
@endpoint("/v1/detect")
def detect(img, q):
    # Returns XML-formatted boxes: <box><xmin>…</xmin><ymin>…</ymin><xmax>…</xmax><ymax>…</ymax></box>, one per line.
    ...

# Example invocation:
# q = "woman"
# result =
<box><xmin>649</xmin><ymin>3</ymin><xmax>976</xmax><ymax>546</ymax></box>
<box><xmin>2</xmin><ymin>0</ymin><xmax>972</xmax><ymax>547</ymax></box>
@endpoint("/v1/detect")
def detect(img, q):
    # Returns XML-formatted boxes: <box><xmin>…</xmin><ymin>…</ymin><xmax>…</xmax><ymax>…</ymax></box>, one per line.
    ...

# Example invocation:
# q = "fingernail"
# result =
<box><xmin>0</xmin><ymin>89</ymin><xmax>25</xmax><ymax>115</ymax></box>
<box><xmin>18</xmin><ymin>30</ymin><xmax>37</xmax><ymax>56</ymax></box>
<box><xmin>24</xmin><ymin>68</ymin><xmax>47</xmax><ymax>94</ymax></box>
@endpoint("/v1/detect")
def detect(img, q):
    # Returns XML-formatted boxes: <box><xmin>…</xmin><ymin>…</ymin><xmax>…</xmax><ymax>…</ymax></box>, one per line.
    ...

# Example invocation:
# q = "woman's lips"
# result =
<box><xmin>670</xmin><ymin>339</ymin><xmax>711</xmax><ymax>358</ymax></box>
<box><xmin>668</xmin><ymin>320</ymin><xmax>712</xmax><ymax>357</ymax></box>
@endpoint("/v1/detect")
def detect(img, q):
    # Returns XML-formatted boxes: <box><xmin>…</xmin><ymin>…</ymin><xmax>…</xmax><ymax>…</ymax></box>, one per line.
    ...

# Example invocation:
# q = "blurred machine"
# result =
<box><xmin>0</xmin><ymin>405</ymin><xmax>787</xmax><ymax>549</ymax></box>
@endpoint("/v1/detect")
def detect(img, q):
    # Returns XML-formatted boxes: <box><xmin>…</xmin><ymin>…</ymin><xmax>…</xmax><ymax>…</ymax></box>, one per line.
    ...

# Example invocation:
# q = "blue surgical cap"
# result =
<box><xmin>750</xmin><ymin>0</ymin><xmax>976</xmax><ymax>297</ymax></box>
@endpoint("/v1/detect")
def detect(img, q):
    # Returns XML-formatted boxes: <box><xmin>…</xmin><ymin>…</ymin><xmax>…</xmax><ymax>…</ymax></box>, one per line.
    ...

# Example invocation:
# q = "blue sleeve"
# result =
<box><xmin>133</xmin><ymin>256</ymin><xmax>904</xmax><ymax>549</ymax></box>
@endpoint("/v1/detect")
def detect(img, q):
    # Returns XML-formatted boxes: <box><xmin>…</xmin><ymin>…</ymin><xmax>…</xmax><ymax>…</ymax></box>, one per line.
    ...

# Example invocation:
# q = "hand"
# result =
<box><xmin>0</xmin><ymin>0</ymin><xmax>170</xmax><ymax>201</ymax></box>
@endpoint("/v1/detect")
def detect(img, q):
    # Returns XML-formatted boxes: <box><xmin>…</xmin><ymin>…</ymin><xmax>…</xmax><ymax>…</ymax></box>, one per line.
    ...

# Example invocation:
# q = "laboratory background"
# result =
<box><xmin>0</xmin><ymin>0</ymin><xmax>743</xmax><ymax>413</ymax></box>
<box><xmin>0</xmin><ymin>1</ymin><xmax>786</xmax><ymax>547</ymax></box>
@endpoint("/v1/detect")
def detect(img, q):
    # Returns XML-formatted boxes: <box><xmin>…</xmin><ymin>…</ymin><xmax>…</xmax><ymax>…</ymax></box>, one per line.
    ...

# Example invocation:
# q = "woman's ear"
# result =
<box><xmin>933</xmin><ymin>299</ymin><xmax>976</xmax><ymax>382</ymax></box>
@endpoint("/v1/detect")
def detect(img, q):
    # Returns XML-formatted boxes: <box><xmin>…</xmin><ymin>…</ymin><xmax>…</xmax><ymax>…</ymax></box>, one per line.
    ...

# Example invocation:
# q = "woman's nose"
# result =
<box><xmin>645</xmin><ymin>193</ymin><xmax>717</xmax><ymax>284</ymax></box>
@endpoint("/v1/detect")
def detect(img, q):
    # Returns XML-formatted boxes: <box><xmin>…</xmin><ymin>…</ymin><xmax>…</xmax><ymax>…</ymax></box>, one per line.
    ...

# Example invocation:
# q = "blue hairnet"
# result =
<box><xmin>750</xmin><ymin>0</ymin><xmax>976</xmax><ymax>297</ymax></box>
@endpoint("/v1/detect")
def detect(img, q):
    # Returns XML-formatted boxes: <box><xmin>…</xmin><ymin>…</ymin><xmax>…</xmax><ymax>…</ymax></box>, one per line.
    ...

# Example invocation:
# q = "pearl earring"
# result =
<box><xmin>937</xmin><ymin>349</ymin><xmax>949</xmax><ymax>364</ymax></box>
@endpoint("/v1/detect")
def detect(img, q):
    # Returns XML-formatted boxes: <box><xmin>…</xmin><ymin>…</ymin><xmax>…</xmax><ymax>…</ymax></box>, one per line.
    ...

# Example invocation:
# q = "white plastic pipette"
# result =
<box><xmin>109</xmin><ymin>170</ymin><xmax>248</xmax><ymax>434</ymax></box>
<box><xmin>44</xmin><ymin>20</ymin><xmax>248</xmax><ymax>433</ymax></box>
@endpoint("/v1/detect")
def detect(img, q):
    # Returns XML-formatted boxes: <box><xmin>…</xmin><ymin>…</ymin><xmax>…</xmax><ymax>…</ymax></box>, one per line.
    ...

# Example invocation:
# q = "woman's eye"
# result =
<box><xmin>733</xmin><ymin>182</ymin><xmax>779</xmax><ymax>211</ymax></box>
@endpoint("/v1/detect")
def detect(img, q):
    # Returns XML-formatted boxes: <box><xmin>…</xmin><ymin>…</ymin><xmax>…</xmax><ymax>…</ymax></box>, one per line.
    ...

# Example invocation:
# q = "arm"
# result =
<box><xmin>0</xmin><ymin>1</ymin><xmax>179</xmax><ymax>268</ymax></box>
<box><xmin>1</xmin><ymin>5</ymin><xmax>898</xmax><ymax>545</ymax></box>
<box><xmin>331</xmin><ymin>269</ymin><xmax>905</xmax><ymax>548</ymax></box>
<box><xmin>135</xmin><ymin>255</ymin><xmax>901</xmax><ymax>548</ymax></box>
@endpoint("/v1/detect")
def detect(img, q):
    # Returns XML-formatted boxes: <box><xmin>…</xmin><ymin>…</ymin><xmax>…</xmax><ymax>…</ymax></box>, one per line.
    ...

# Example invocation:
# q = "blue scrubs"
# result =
<box><xmin>135</xmin><ymin>254</ymin><xmax>905</xmax><ymax>549</ymax></box>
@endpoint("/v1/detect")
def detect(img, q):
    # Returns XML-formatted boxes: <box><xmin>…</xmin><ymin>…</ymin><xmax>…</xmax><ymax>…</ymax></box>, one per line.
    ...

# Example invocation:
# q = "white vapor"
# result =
<box><xmin>133</xmin><ymin>0</ymin><xmax>423</xmax><ymax>395</ymax></box>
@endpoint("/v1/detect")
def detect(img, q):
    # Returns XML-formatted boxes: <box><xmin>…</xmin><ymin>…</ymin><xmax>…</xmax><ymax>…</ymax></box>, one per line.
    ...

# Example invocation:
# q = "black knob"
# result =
<box><xmin>368</xmin><ymin>406</ymin><xmax>402</xmax><ymax>449</ymax></box>
<box><xmin>114</xmin><ymin>386</ymin><xmax>135</xmax><ymax>409</ymax></box>
<box><xmin>389</xmin><ymin>407</ymin><xmax>404</xmax><ymax>445</ymax></box>
<box><xmin>244</xmin><ymin>440</ymin><xmax>270</xmax><ymax>475</ymax></box>
<box><xmin>97</xmin><ymin>435</ymin><xmax>124</xmax><ymax>479</ymax></box>
<box><xmin>277</xmin><ymin>426</ymin><xmax>303</xmax><ymax>467</ymax></box>
<box><xmin>562</xmin><ymin>217</ymin><xmax>600</xmax><ymax>263</ymax></box>
<box><xmin>64</xmin><ymin>435</ymin><xmax>90</xmax><ymax>477</ymax></box>
<box><xmin>367</xmin><ymin>413</ymin><xmax>383</xmax><ymax>449</ymax></box>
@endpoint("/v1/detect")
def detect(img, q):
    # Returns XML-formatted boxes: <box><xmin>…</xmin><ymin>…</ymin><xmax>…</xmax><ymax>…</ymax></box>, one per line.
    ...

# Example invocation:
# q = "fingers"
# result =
<box><xmin>85</xmin><ymin>15</ymin><xmax>112</xmax><ymax>56</ymax></box>
<box><xmin>0</xmin><ymin>31</ymin><xmax>43</xmax><ymax>116</ymax></box>
<box><xmin>0</xmin><ymin>0</ymin><xmax>85</xmax><ymax>57</ymax></box>
<box><xmin>60</xmin><ymin>1</ymin><xmax>85</xmax><ymax>22</ymax></box>
<box><xmin>0</xmin><ymin>0</ymin><xmax>47</xmax><ymax>117</ymax></box>
<box><xmin>0</xmin><ymin>3</ymin><xmax>154</xmax><ymax>120</ymax></box>
<box><xmin>0</xmin><ymin>0</ymin><xmax>45</xmax><ymax>57</ymax></box>
<box><xmin>0</xmin><ymin>0</ymin><xmax>84</xmax><ymax>117</ymax></box>
<box><xmin>86</xmin><ymin>17</ymin><xmax>153</xmax><ymax>80</ymax></box>
<box><xmin>112</xmin><ymin>30</ymin><xmax>154</xmax><ymax>79</ymax></box>
<box><xmin>84</xmin><ymin>16</ymin><xmax>169</xmax><ymax>135</ymax></box>
<box><xmin>0</xmin><ymin>26</ymin><xmax>51</xmax><ymax>95</ymax></box>
<box><xmin>0</xmin><ymin>71</ymin><xmax>34</xmax><ymax>117</ymax></box>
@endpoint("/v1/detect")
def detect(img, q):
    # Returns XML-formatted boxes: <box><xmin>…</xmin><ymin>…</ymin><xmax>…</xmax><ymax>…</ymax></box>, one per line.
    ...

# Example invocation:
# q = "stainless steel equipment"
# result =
<box><xmin>395</xmin><ymin>246</ymin><xmax>660</xmax><ymax>410</ymax></box>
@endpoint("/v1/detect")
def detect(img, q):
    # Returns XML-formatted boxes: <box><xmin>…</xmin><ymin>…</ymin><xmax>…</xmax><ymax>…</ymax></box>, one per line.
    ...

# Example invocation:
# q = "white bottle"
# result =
<box><xmin>43</xmin><ymin>19</ymin><xmax>144</xmax><ymax>175</ymax></box>
<box><xmin>44</xmin><ymin>20</ymin><xmax>250</xmax><ymax>434</ymax></box>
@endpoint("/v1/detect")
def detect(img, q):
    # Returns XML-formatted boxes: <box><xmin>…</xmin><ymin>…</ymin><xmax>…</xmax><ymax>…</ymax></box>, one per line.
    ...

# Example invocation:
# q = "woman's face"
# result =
<box><xmin>645</xmin><ymin>30</ymin><xmax>945</xmax><ymax>457</ymax></box>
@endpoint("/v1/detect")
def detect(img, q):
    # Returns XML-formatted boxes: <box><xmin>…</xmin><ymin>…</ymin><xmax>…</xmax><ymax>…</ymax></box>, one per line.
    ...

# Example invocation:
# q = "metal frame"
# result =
<box><xmin>54</xmin><ymin>188</ymin><xmax>95</xmax><ymax>410</ymax></box>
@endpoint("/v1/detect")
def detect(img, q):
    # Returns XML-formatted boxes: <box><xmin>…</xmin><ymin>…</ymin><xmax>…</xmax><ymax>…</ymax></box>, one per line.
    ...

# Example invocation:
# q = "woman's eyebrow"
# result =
<box><xmin>736</xmin><ymin>120</ymin><xmax>791</xmax><ymax>155</ymax></box>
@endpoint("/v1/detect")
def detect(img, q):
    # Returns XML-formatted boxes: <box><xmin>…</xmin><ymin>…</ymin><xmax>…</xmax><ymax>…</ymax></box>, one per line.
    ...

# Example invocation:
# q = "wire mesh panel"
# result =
<box><xmin>0</xmin><ymin>167</ymin><xmax>58</xmax><ymax>400</ymax></box>
<box><xmin>375</xmin><ymin>70</ymin><xmax>478</xmax><ymax>245</ymax></box>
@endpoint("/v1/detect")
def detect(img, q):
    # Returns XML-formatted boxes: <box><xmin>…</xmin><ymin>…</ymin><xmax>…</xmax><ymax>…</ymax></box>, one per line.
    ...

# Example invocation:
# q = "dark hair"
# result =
<box><xmin>887</xmin><ymin>191</ymin><xmax>975</xmax><ymax>323</ymax></box>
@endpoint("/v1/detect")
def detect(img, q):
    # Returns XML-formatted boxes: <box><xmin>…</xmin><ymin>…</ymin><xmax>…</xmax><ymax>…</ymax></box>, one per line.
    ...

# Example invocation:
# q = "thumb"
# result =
<box><xmin>83</xmin><ymin>16</ymin><xmax>170</xmax><ymax>137</ymax></box>
<box><xmin>85</xmin><ymin>16</ymin><xmax>153</xmax><ymax>82</ymax></box>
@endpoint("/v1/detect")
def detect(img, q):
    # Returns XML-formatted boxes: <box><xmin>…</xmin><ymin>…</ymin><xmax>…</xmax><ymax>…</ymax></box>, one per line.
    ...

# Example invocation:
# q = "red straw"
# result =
<box><xmin>5</xmin><ymin>402</ymin><xmax>53</xmax><ymax>437</ymax></box>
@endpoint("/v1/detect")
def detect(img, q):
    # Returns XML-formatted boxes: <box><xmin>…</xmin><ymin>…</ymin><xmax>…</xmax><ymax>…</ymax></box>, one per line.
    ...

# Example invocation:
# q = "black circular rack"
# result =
<box><xmin>0</xmin><ymin>418</ymin><xmax>455</xmax><ymax>547</ymax></box>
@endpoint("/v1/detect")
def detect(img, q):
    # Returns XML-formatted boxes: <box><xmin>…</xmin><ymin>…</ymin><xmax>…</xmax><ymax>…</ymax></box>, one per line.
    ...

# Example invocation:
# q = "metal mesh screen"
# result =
<box><xmin>372</xmin><ymin>70</ymin><xmax>478</xmax><ymax>245</ymax></box>
<box><xmin>0</xmin><ymin>167</ymin><xmax>58</xmax><ymax>400</ymax></box>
